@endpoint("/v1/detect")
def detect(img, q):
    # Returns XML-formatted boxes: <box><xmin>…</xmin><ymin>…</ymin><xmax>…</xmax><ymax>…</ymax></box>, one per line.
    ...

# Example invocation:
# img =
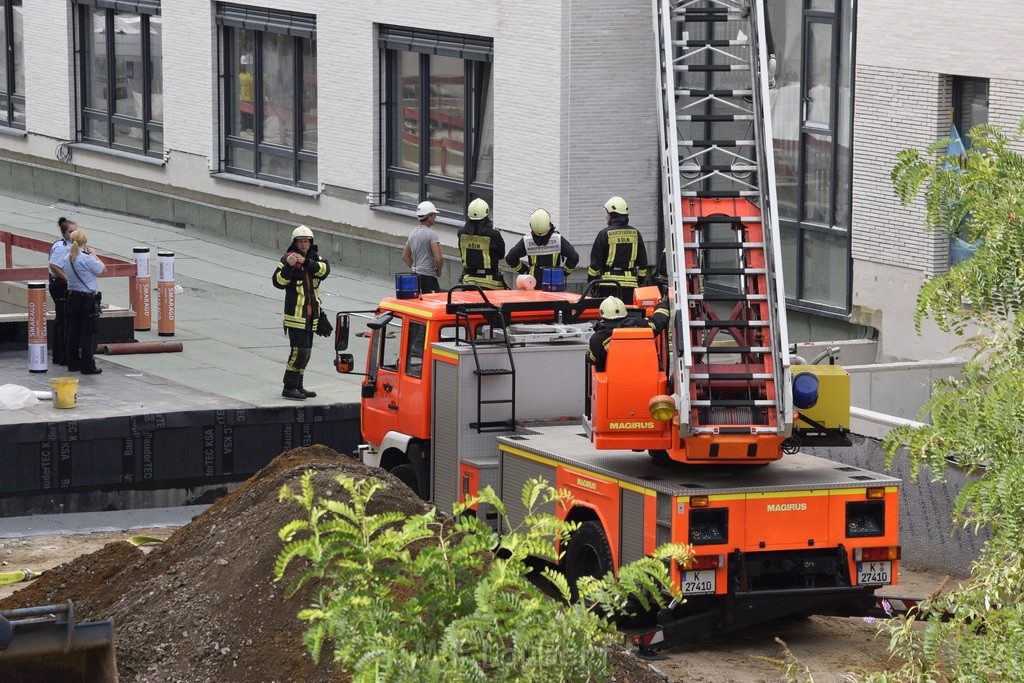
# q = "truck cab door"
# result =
<box><xmin>361</xmin><ymin>314</ymin><xmax>404</xmax><ymax>446</ymax></box>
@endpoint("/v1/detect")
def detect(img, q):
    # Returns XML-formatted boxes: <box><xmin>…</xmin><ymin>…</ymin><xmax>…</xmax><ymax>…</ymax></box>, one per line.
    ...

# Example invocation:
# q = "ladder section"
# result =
<box><xmin>453</xmin><ymin>306</ymin><xmax>517</xmax><ymax>433</ymax></box>
<box><xmin>653</xmin><ymin>0</ymin><xmax>792</xmax><ymax>441</ymax></box>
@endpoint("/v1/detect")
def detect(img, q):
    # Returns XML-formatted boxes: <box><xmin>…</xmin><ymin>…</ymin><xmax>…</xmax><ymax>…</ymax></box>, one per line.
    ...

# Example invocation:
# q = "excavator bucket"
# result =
<box><xmin>0</xmin><ymin>601</ymin><xmax>117</xmax><ymax>683</ymax></box>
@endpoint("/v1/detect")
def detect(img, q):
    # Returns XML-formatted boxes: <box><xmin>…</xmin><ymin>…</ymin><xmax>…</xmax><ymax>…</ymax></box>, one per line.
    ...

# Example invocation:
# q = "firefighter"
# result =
<box><xmin>457</xmin><ymin>198</ymin><xmax>506</xmax><ymax>290</ymax></box>
<box><xmin>587</xmin><ymin>196</ymin><xmax>649</xmax><ymax>302</ymax></box>
<box><xmin>504</xmin><ymin>208</ymin><xmax>579</xmax><ymax>283</ymax></box>
<box><xmin>273</xmin><ymin>225</ymin><xmax>330</xmax><ymax>400</ymax></box>
<box><xmin>588</xmin><ymin>295</ymin><xmax>670</xmax><ymax>372</ymax></box>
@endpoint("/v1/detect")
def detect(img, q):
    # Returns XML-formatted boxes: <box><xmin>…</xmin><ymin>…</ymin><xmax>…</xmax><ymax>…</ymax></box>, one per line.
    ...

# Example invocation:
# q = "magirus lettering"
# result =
<box><xmin>609</xmin><ymin>421</ymin><xmax>655</xmax><ymax>429</ymax></box>
<box><xmin>767</xmin><ymin>503</ymin><xmax>808</xmax><ymax>512</ymax></box>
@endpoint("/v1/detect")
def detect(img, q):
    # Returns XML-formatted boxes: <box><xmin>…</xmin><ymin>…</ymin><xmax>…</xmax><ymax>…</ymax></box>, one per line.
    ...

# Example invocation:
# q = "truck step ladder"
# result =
<box><xmin>654</xmin><ymin>0</ymin><xmax>792</xmax><ymax>450</ymax></box>
<box><xmin>453</xmin><ymin>305</ymin><xmax>517</xmax><ymax>433</ymax></box>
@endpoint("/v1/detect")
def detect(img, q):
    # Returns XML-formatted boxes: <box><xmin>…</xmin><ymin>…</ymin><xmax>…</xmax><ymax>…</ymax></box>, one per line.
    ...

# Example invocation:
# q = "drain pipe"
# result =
<box><xmin>98</xmin><ymin>341</ymin><xmax>183</xmax><ymax>355</ymax></box>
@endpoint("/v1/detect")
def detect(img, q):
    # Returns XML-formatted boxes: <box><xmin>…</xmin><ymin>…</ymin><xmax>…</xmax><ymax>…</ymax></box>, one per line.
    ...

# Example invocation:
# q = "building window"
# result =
<box><xmin>952</xmin><ymin>76</ymin><xmax>988</xmax><ymax>149</ymax></box>
<box><xmin>0</xmin><ymin>0</ymin><xmax>24</xmax><ymax>129</ymax></box>
<box><xmin>75</xmin><ymin>0</ymin><xmax>163</xmax><ymax>157</ymax></box>
<box><xmin>767</xmin><ymin>0</ymin><xmax>854</xmax><ymax>315</ymax></box>
<box><xmin>217</xmin><ymin>4</ymin><xmax>317</xmax><ymax>190</ymax></box>
<box><xmin>380</xmin><ymin>27</ymin><xmax>493</xmax><ymax>218</ymax></box>
<box><xmin>948</xmin><ymin>76</ymin><xmax>988</xmax><ymax>266</ymax></box>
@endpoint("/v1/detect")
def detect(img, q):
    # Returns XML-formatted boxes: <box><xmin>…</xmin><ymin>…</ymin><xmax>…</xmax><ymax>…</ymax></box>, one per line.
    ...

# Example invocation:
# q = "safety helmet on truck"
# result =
<box><xmin>599</xmin><ymin>296</ymin><xmax>628</xmax><ymax>320</ymax></box>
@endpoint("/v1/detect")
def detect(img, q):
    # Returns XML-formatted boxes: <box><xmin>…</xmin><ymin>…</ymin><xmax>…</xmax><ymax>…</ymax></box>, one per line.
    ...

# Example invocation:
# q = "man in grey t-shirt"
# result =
<box><xmin>402</xmin><ymin>201</ymin><xmax>444</xmax><ymax>293</ymax></box>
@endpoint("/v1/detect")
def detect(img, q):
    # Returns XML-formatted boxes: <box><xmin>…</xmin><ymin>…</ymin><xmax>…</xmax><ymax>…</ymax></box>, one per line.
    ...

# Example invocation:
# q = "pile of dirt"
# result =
<box><xmin>0</xmin><ymin>445</ymin><xmax>666</xmax><ymax>683</ymax></box>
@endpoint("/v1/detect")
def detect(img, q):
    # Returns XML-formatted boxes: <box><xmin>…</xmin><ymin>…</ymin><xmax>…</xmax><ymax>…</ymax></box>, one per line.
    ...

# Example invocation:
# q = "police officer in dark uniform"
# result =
<box><xmin>588</xmin><ymin>295</ymin><xmax>670</xmax><ymax>372</ymax></box>
<box><xmin>457</xmin><ymin>198</ymin><xmax>506</xmax><ymax>290</ymax></box>
<box><xmin>587</xmin><ymin>196</ymin><xmax>649</xmax><ymax>302</ymax></box>
<box><xmin>47</xmin><ymin>217</ymin><xmax>75</xmax><ymax>366</ymax></box>
<box><xmin>504</xmin><ymin>208</ymin><xmax>579</xmax><ymax>283</ymax></box>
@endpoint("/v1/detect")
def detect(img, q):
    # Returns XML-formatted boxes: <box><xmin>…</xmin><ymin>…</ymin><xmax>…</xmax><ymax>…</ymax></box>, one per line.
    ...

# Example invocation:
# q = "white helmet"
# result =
<box><xmin>603</xmin><ymin>196</ymin><xmax>628</xmax><ymax>215</ymax></box>
<box><xmin>467</xmin><ymin>198</ymin><xmax>489</xmax><ymax>220</ymax></box>
<box><xmin>292</xmin><ymin>225</ymin><xmax>314</xmax><ymax>240</ymax></box>
<box><xmin>416</xmin><ymin>201</ymin><xmax>438</xmax><ymax>219</ymax></box>
<box><xmin>529</xmin><ymin>208</ymin><xmax>552</xmax><ymax>236</ymax></box>
<box><xmin>599</xmin><ymin>296</ymin><xmax>627</xmax><ymax>320</ymax></box>
<box><xmin>515</xmin><ymin>274</ymin><xmax>537</xmax><ymax>290</ymax></box>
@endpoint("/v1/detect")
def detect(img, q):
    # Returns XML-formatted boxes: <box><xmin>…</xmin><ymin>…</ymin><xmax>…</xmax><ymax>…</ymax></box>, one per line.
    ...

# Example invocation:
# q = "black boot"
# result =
<box><xmin>282</xmin><ymin>370</ymin><xmax>306</xmax><ymax>400</ymax></box>
<box><xmin>298</xmin><ymin>375</ymin><xmax>317</xmax><ymax>398</ymax></box>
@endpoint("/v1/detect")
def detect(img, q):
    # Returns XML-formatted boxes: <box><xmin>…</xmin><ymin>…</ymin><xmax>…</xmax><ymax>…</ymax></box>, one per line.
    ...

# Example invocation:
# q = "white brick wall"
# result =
<box><xmin>22</xmin><ymin>0</ymin><xmax>74</xmax><ymax>141</ymax></box>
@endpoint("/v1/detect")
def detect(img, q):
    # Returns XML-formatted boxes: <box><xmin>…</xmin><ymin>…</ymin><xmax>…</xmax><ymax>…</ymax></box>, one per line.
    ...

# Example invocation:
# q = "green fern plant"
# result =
<box><xmin>275</xmin><ymin>471</ymin><xmax>689</xmax><ymax>682</ymax></box>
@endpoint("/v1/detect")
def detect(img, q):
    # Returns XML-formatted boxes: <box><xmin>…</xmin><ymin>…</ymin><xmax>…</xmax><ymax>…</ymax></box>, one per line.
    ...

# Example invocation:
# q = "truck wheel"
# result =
<box><xmin>563</xmin><ymin>520</ymin><xmax>614</xmax><ymax>601</ymax></box>
<box><xmin>390</xmin><ymin>463</ymin><xmax>422</xmax><ymax>500</ymax></box>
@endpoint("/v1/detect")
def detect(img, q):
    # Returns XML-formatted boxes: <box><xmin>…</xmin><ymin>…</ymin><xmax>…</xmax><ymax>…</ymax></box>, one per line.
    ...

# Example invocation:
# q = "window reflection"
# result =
<box><xmin>77</xmin><ymin>3</ymin><xmax>162</xmax><ymax>156</ymax></box>
<box><xmin>219</xmin><ymin>11</ymin><xmax>317</xmax><ymax>190</ymax></box>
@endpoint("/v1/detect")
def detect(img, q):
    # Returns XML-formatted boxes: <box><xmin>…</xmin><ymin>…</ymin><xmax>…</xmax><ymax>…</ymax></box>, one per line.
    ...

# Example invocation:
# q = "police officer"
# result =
<box><xmin>587</xmin><ymin>196</ymin><xmax>649</xmax><ymax>302</ymax></box>
<box><xmin>457</xmin><ymin>198</ymin><xmax>506</xmax><ymax>290</ymax></box>
<box><xmin>273</xmin><ymin>225</ymin><xmax>330</xmax><ymax>400</ymax></box>
<box><xmin>588</xmin><ymin>295</ymin><xmax>670</xmax><ymax>372</ymax></box>
<box><xmin>47</xmin><ymin>217</ymin><xmax>75</xmax><ymax>366</ymax></box>
<box><xmin>504</xmin><ymin>208</ymin><xmax>579</xmax><ymax>283</ymax></box>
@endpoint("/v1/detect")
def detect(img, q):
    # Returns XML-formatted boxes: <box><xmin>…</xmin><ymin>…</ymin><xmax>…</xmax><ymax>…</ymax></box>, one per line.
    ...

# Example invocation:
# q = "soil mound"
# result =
<box><xmin>0</xmin><ymin>445</ymin><xmax>664</xmax><ymax>682</ymax></box>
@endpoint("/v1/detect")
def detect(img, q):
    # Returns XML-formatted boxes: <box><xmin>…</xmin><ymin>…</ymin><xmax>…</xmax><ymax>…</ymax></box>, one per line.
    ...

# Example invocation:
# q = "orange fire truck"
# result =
<box><xmin>333</xmin><ymin>0</ymin><xmax>902</xmax><ymax>651</ymax></box>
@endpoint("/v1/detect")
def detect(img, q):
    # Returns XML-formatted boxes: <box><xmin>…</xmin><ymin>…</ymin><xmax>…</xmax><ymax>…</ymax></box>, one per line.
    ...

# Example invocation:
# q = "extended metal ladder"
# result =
<box><xmin>653</xmin><ymin>0</ymin><xmax>792</xmax><ymax>443</ymax></box>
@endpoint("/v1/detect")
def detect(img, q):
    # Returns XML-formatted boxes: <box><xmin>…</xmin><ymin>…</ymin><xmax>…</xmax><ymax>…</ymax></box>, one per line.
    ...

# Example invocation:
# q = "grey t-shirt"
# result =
<box><xmin>407</xmin><ymin>223</ymin><xmax>440</xmax><ymax>276</ymax></box>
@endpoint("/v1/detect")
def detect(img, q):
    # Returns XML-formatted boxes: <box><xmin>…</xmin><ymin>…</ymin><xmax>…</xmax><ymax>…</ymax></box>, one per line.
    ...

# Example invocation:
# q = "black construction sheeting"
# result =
<box><xmin>0</xmin><ymin>403</ymin><xmax>360</xmax><ymax>516</ymax></box>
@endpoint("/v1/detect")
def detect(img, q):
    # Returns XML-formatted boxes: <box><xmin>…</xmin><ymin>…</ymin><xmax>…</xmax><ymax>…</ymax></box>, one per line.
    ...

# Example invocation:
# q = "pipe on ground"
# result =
<box><xmin>98</xmin><ymin>341</ymin><xmax>183</xmax><ymax>355</ymax></box>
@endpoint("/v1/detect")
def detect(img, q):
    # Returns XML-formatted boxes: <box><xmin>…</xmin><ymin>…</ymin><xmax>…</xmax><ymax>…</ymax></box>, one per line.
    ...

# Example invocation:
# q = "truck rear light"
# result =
<box><xmin>854</xmin><ymin>546</ymin><xmax>901</xmax><ymax>562</ymax></box>
<box><xmin>680</xmin><ymin>553</ymin><xmax>723</xmax><ymax>570</ymax></box>
<box><xmin>846</xmin><ymin>500</ymin><xmax>884</xmax><ymax>537</ymax></box>
<box><xmin>689</xmin><ymin>495</ymin><xmax>709</xmax><ymax>508</ymax></box>
<box><xmin>688</xmin><ymin>507</ymin><xmax>728</xmax><ymax>545</ymax></box>
<box><xmin>866</xmin><ymin>487</ymin><xmax>886</xmax><ymax>499</ymax></box>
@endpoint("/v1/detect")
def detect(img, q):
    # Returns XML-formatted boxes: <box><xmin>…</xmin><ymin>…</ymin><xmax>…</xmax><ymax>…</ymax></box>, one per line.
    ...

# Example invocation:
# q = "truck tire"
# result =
<box><xmin>563</xmin><ymin>520</ymin><xmax>614</xmax><ymax>601</ymax></box>
<box><xmin>390</xmin><ymin>463</ymin><xmax>422</xmax><ymax>499</ymax></box>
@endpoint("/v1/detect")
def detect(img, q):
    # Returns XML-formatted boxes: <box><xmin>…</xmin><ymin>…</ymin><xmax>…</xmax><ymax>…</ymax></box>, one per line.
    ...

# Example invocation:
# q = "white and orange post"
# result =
<box><xmin>28</xmin><ymin>281</ymin><xmax>47</xmax><ymax>373</ymax></box>
<box><xmin>157</xmin><ymin>251</ymin><xmax>175</xmax><ymax>337</ymax></box>
<box><xmin>133</xmin><ymin>247</ymin><xmax>151</xmax><ymax>331</ymax></box>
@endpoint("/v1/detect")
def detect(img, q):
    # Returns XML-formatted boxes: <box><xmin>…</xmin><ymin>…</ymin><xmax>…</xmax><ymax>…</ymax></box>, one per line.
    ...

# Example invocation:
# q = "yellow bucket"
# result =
<box><xmin>49</xmin><ymin>377</ymin><xmax>79</xmax><ymax>409</ymax></box>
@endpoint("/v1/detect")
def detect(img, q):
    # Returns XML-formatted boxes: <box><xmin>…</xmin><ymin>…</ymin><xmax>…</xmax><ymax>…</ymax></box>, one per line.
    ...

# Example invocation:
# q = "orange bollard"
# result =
<box><xmin>28</xmin><ymin>281</ymin><xmax>48</xmax><ymax>373</ymax></box>
<box><xmin>133</xmin><ymin>247</ymin><xmax>151</xmax><ymax>331</ymax></box>
<box><xmin>157</xmin><ymin>251</ymin><xmax>175</xmax><ymax>337</ymax></box>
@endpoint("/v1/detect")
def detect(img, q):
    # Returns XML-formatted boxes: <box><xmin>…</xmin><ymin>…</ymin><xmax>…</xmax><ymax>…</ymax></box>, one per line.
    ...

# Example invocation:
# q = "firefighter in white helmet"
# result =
<box><xmin>588</xmin><ymin>196</ymin><xmax>649</xmax><ymax>302</ymax></box>
<box><xmin>504</xmin><ymin>208</ymin><xmax>579</xmax><ymax>283</ymax></box>
<box><xmin>457</xmin><ymin>198</ymin><xmax>507</xmax><ymax>290</ymax></box>
<box><xmin>588</xmin><ymin>295</ymin><xmax>669</xmax><ymax>372</ymax></box>
<box><xmin>273</xmin><ymin>225</ymin><xmax>331</xmax><ymax>400</ymax></box>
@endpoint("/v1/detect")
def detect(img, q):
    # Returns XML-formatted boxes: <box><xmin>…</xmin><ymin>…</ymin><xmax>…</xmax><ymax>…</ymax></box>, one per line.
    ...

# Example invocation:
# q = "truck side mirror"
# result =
<box><xmin>335</xmin><ymin>313</ymin><xmax>350</xmax><ymax>351</ymax></box>
<box><xmin>335</xmin><ymin>352</ymin><xmax>354</xmax><ymax>373</ymax></box>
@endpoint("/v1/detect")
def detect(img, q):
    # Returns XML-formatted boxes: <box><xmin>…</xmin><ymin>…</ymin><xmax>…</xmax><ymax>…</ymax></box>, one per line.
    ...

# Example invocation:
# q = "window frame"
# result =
<box><xmin>379</xmin><ymin>26</ymin><xmax>493</xmax><ymax>219</ymax></box>
<box><xmin>216</xmin><ymin>4</ymin><xmax>317</xmax><ymax>191</ymax></box>
<box><xmin>770</xmin><ymin>0</ymin><xmax>855</xmax><ymax>318</ymax></box>
<box><xmin>0</xmin><ymin>0</ymin><xmax>24</xmax><ymax>130</ymax></box>
<box><xmin>74</xmin><ymin>1</ymin><xmax>163</xmax><ymax>158</ymax></box>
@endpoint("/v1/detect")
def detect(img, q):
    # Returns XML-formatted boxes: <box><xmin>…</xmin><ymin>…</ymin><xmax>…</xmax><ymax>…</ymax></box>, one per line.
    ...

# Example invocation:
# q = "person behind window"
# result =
<box><xmin>57</xmin><ymin>228</ymin><xmax>105</xmax><ymax>375</ymax></box>
<box><xmin>504</xmin><ymin>208</ymin><xmax>579</xmax><ymax>283</ymax></box>
<box><xmin>588</xmin><ymin>196</ymin><xmax>648</xmax><ymax>303</ymax></box>
<box><xmin>403</xmin><ymin>201</ymin><xmax>443</xmax><ymax>293</ymax></box>
<box><xmin>457</xmin><ymin>198</ymin><xmax>506</xmax><ymax>290</ymax></box>
<box><xmin>47</xmin><ymin>217</ymin><xmax>76</xmax><ymax>366</ymax></box>
<box><xmin>273</xmin><ymin>225</ymin><xmax>330</xmax><ymax>400</ymax></box>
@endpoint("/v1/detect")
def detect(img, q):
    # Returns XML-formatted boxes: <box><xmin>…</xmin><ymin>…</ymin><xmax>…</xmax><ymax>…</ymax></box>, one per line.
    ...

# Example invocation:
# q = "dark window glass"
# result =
<box><xmin>76</xmin><ymin>2</ymin><xmax>163</xmax><ymax>157</ymax></box>
<box><xmin>405</xmin><ymin>320</ymin><xmax>427</xmax><ymax>378</ymax></box>
<box><xmin>219</xmin><ymin>6</ymin><xmax>317</xmax><ymax>190</ymax></box>
<box><xmin>381</xmin><ymin>27</ymin><xmax>493</xmax><ymax>218</ymax></box>
<box><xmin>766</xmin><ymin>0</ymin><xmax>853</xmax><ymax>316</ymax></box>
<box><xmin>952</xmin><ymin>77</ymin><xmax>988</xmax><ymax>149</ymax></box>
<box><xmin>0</xmin><ymin>0</ymin><xmax>24</xmax><ymax>129</ymax></box>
